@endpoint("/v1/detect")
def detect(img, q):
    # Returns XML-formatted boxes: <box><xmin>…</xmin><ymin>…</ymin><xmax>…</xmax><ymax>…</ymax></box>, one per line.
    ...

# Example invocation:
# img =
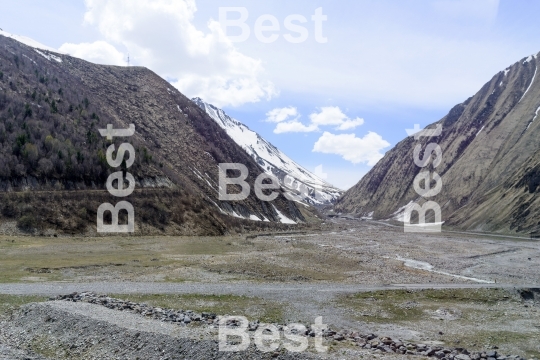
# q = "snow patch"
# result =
<box><xmin>249</xmin><ymin>215</ymin><xmax>261</xmax><ymax>221</ymax></box>
<box><xmin>519</xmin><ymin>65</ymin><xmax>537</xmax><ymax>103</ymax></box>
<box><xmin>476</xmin><ymin>125</ymin><xmax>485</xmax><ymax>137</ymax></box>
<box><xmin>192</xmin><ymin>169</ymin><xmax>214</xmax><ymax>190</ymax></box>
<box><xmin>34</xmin><ymin>49</ymin><xmax>62</xmax><ymax>63</ymax></box>
<box><xmin>0</xmin><ymin>29</ymin><xmax>60</xmax><ymax>53</ymax></box>
<box><xmin>361</xmin><ymin>211</ymin><xmax>374</xmax><ymax>220</ymax></box>
<box><xmin>504</xmin><ymin>68</ymin><xmax>510</xmax><ymax>76</ymax></box>
<box><xmin>272</xmin><ymin>205</ymin><xmax>296</xmax><ymax>224</ymax></box>
<box><xmin>524</xmin><ymin>54</ymin><xmax>537</xmax><ymax>64</ymax></box>
<box><xmin>22</xmin><ymin>54</ymin><xmax>37</xmax><ymax>65</ymax></box>
<box><xmin>525</xmin><ymin>106</ymin><xmax>540</xmax><ymax>131</ymax></box>
<box><xmin>532</xmin><ymin>105</ymin><xmax>540</xmax><ymax>123</ymax></box>
<box><xmin>390</xmin><ymin>201</ymin><xmax>413</xmax><ymax>222</ymax></box>
<box><xmin>231</xmin><ymin>211</ymin><xmax>244</xmax><ymax>219</ymax></box>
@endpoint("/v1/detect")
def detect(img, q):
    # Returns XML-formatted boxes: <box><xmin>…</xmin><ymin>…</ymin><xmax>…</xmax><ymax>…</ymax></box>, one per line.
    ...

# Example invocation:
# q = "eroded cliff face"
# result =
<box><xmin>335</xmin><ymin>52</ymin><xmax>540</xmax><ymax>234</ymax></box>
<box><xmin>0</xmin><ymin>34</ymin><xmax>309</xmax><ymax>235</ymax></box>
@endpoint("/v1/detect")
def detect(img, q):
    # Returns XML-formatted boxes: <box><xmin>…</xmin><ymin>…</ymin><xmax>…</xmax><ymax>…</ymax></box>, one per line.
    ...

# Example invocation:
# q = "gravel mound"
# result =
<box><xmin>0</xmin><ymin>342</ymin><xmax>47</xmax><ymax>360</ymax></box>
<box><xmin>0</xmin><ymin>301</ymin><xmax>319</xmax><ymax>360</ymax></box>
<box><xmin>0</xmin><ymin>293</ymin><xmax>534</xmax><ymax>359</ymax></box>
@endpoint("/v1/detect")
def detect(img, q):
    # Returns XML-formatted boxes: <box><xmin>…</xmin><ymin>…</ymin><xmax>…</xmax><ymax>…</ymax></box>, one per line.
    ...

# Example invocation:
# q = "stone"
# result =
<box><xmin>435</xmin><ymin>350</ymin><xmax>446</xmax><ymax>359</ymax></box>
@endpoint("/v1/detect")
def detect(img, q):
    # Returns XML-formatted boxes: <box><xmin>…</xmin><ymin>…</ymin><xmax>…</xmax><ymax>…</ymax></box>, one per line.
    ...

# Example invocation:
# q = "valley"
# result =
<box><xmin>1</xmin><ymin>11</ymin><xmax>540</xmax><ymax>360</ymax></box>
<box><xmin>1</xmin><ymin>218</ymin><xmax>539</xmax><ymax>359</ymax></box>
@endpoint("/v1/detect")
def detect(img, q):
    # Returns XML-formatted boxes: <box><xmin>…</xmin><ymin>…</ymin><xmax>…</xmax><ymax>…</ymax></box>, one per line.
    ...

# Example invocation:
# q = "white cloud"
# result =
<box><xmin>272</xmin><ymin>106</ymin><xmax>365</xmax><ymax>134</ymax></box>
<box><xmin>309</xmin><ymin>106</ymin><xmax>364</xmax><ymax>130</ymax></box>
<box><xmin>60</xmin><ymin>0</ymin><xmax>276</xmax><ymax>107</ymax></box>
<box><xmin>59</xmin><ymin>41</ymin><xmax>125</xmax><ymax>65</ymax></box>
<box><xmin>312</xmin><ymin>131</ymin><xmax>390</xmax><ymax>166</ymax></box>
<box><xmin>265</xmin><ymin>106</ymin><xmax>298</xmax><ymax>123</ymax></box>
<box><xmin>274</xmin><ymin>121</ymin><xmax>318</xmax><ymax>134</ymax></box>
<box><xmin>310</xmin><ymin>106</ymin><xmax>346</xmax><ymax>126</ymax></box>
<box><xmin>337</xmin><ymin>118</ymin><xmax>365</xmax><ymax>130</ymax></box>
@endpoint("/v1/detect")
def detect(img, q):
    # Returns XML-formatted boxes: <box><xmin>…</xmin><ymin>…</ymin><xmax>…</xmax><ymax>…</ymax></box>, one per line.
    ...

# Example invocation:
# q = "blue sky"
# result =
<box><xmin>2</xmin><ymin>0</ymin><xmax>540</xmax><ymax>189</ymax></box>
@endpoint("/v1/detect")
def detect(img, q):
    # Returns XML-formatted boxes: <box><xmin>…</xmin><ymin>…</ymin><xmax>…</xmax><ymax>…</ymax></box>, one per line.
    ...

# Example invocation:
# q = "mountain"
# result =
<box><xmin>192</xmin><ymin>98</ymin><xmax>343</xmax><ymax>206</ymax></box>
<box><xmin>0</xmin><ymin>32</ymin><xmax>310</xmax><ymax>236</ymax></box>
<box><xmin>335</xmin><ymin>51</ymin><xmax>540</xmax><ymax>234</ymax></box>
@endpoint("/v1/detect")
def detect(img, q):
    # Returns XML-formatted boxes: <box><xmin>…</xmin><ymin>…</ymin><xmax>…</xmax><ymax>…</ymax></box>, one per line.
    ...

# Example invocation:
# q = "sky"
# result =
<box><xmin>2</xmin><ymin>0</ymin><xmax>540</xmax><ymax>189</ymax></box>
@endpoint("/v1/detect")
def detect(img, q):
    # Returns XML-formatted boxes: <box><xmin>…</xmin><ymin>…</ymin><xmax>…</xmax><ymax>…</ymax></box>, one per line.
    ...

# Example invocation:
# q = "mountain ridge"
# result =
<box><xmin>335</xmin><ymin>50</ymin><xmax>540</xmax><ymax>234</ymax></box>
<box><xmin>0</xmin><ymin>32</ymin><xmax>311</xmax><ymax>235</ymax></box>
<box><xmin>192</xmin><ymin>97</ymin><xmax>343</xmax><ymax>206</ymax></box>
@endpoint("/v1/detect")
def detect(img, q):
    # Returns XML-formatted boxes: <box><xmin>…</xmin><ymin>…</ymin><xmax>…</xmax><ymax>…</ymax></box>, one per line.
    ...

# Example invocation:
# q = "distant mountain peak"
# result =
<box><xmin>192</xmin><ymin>98</ymin><xmax>343</xmax><ymax>205</ymax></box>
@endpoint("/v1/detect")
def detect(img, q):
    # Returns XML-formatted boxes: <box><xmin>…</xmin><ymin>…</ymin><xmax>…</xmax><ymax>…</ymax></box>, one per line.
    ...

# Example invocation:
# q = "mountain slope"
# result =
<box><xmin>192</xmin><ymin>98</ymin><xmax>343</xmax><ymax>205</ymax></box>
<box><xmin>0</xmin><ymin>33</ymin><xmax>307</xmax><ymax>235</ymax></box>
<box><xmin>335</xmin><ymin>52</ymin><xmax>540</xmax><ymax>234</ymax></box>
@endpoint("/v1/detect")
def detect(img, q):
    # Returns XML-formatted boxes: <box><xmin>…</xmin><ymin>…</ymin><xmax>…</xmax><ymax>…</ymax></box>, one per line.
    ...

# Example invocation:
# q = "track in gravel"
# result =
<box><xmin>2</xmin><ymin>282</ymin><xmax>537</xmax><ymax>330</ymax></box>
<box><xmin>0</xmin><ymin>282</ymin><xmax>534</xmax><ymax>297</ymax></box>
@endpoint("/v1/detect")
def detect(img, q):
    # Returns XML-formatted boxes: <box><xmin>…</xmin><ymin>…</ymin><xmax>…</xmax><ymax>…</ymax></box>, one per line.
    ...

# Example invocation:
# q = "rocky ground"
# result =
<box><xmin>0</xmin><ymin>291</ymin><xmax>537</xmax><ymax>359</ymax></box>
<box><xmin>0</xmin><ymin>218</ymin><xmax>539</xmax><ymax>359</ymax></box>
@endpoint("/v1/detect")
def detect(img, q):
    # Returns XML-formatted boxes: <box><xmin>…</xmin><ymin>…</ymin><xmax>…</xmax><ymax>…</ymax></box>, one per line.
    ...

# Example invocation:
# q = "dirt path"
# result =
<box><xmin>2</xmin><ymin>281</ymin><xmax>536</xmax><ymax>333</ymax></box>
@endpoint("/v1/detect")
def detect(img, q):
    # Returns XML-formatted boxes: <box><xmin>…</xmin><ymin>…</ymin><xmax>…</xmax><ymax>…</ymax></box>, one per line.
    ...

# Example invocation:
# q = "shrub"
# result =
<box><xmin>1</xmin><ymin>203</ymin><xmax>18</xmax><ymax>218</ymax></box>
<box><xmin>17</xmin><ymin>214</ymin><xmax>37</xmax><ymax>231</ymax></box>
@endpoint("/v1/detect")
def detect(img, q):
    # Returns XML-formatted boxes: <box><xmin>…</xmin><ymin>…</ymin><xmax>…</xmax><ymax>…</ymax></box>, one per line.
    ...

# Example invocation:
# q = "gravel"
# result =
<box><xmin>2</xmin><ymin>292</ymin><xmax>531</xmax><ymax>360</ymax></box>
<box><xmin>0</xmin><ymin>300</ymin><xmax>321</xmax><ymax>360</ymax></box>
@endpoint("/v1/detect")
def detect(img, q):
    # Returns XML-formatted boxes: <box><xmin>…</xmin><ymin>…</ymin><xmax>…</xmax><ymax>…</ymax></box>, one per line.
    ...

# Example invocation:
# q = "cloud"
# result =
<box><xmin>59</xmin><ymin>41</ymin><xmax>125</xmax><ymax>65</ymax></box>
<box><xmin>274</xmin><ymin>121</ymin><xmax>318</xmax><ymax>134</ymax></box>
<box><xmin>265</xmin><ymin>106</ymin><xmax>298</xmax><ymax>123</ymax></box>
<box><xmin>312</xmin><ymin>131</ymin><xmax>390</xmax><ymax>166</ymax></box>
<box><xmin>336</xmin><ymin>118</ymin><xmax>365</xmax><ymax>130</ymax></box>
<box><xmin>60</xmin><ymin>0</ymin><xmax>276</xmax><ymax>107</ymax></box>
<box><xmin>309</xmin><ymin>106</ymin><xmax>364</xmax><ymax>130</ymax></box>
<box><xmin>272</xmin><ymin>106</ymin><xmax>365</xmax><ymax>134</ymax></box>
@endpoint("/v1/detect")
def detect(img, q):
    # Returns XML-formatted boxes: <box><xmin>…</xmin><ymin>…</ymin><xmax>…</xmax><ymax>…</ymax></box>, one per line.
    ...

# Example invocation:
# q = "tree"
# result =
<box><xmin>22</xmin><ymin>143</ymin><xmax>38</xmax><ymax>164</ymax></box>
<box><xmin>50</xmin><ymin>100</ymin><xmax>58</xmax><ymax>113</ymax></box>
<box><xmin>23</xmin><ymin>103</ymin><xmax>32</xmax><ymax>119</ymax></box>
<box><xmin>37</xmin><ymin>158</ymin><xmax>53</xmax><ymax>176</ymax></box>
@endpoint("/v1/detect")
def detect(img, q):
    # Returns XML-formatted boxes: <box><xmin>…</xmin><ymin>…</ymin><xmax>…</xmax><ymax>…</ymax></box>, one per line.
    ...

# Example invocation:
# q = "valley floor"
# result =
<box><xmin>0</xmin><ymin>218</ymin><xmax>539</xmax><ymax>359</ymax></box>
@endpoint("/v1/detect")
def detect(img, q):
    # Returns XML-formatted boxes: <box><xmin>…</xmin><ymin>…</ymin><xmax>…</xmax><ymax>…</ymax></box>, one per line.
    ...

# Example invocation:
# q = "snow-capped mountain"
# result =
<box><xmin>192</xmin><ymin>98</ymin><xmax>343</xmax><ymax>205</ymax></box>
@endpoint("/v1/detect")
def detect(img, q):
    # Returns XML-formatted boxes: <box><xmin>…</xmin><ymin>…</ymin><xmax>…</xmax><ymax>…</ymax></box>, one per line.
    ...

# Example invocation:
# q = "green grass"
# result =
<box><xmin>0</xmin><ymin>235</ymin><xmax>243</xmax><ymax>283</ymax></box>
<box><xmin>338</xmin><ymin>288</ymin><xmax>512</xmax><ymax>323</ymax></box>
<box><xmin>337</xmin><ymin>288</ymin><xmax>540</xmax><ymax>357</ymax></box>
<box><xmin>110</xmin><ymin>293</ymin><xmax>285</xmax><ymax>323</ymax></box>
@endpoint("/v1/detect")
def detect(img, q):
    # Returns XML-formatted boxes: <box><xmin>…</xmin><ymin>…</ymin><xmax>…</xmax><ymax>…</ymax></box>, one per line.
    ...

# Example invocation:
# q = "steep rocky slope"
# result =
<box><xmin>0</xmin><ymin>33</ymin><xmax>308</xmax><ymax>235</ymax></box>
<box><xmin>335</xmin><ymin>52</ymin><xmax>540</xmax><ymax>234</ymax></box>
<box><xmin>193</xmin><ymin>98</ymin><xmax>343</xmax><ymax>205</ymax></box>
